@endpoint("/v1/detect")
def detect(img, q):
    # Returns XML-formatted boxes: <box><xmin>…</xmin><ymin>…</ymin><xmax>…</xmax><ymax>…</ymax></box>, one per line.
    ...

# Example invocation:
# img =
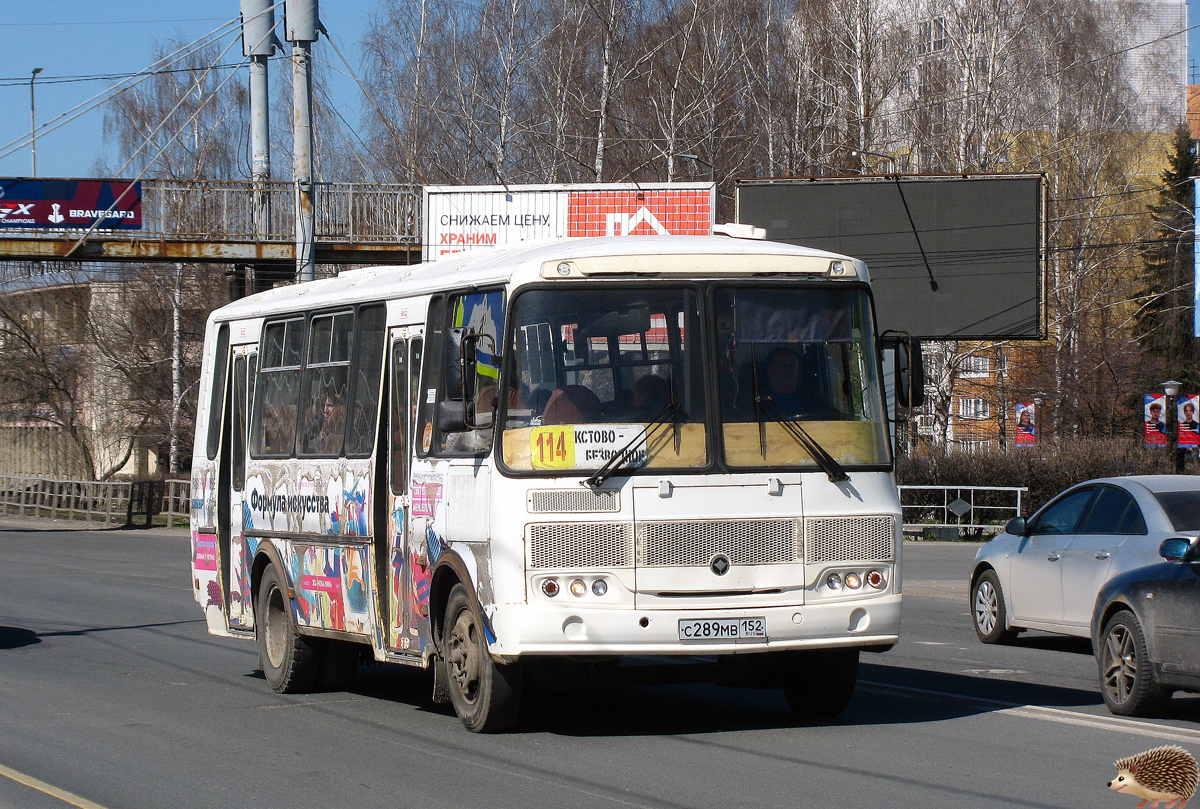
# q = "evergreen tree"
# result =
<box><xmin>1136</xmin><ymin>124</ymin><xmax>1199</xmax><ymax>389</ymax></box>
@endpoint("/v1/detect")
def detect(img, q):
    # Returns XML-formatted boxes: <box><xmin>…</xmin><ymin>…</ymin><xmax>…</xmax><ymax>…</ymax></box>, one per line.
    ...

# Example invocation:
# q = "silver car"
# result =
<box><xmin>970</xmin><ymin>475</ymin><xmax>1200</xmax><ymax>643</ymax></box>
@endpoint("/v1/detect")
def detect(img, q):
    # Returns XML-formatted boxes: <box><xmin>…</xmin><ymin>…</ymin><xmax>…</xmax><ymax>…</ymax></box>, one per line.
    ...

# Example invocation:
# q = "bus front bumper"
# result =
<box><xmin>485</xmin><ymin>594</ymin><xmax>901</xmax><ymax>658</ymax></box>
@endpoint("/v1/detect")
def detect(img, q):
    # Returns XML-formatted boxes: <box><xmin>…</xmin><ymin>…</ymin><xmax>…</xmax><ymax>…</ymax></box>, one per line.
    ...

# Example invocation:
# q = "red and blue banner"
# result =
<box><xmin>1145</xmin><ymin>393</ymin><xmax>1168</xmax><ymax>447</ymax></box>
<box><xmin>1014</xmin><ymin>402</ymin><xmax>1036</xmax><ymax>445</ymax></box>
<box><xmin>1179</xmin><ymin>394</ymin><xmax>1199</xmax><ymax>448</ymax></box>
<box><xmin>0</xmin><ymin>178</ymin><xmax>142</xmax><ymax>230</ymax></box>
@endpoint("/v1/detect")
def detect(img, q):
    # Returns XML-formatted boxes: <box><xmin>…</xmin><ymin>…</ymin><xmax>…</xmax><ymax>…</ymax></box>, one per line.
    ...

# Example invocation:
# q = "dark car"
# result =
<box><xmin>1091</xmin><ymin>535</ymin><xmax>1200</xmax><ymax>716</ymax></box>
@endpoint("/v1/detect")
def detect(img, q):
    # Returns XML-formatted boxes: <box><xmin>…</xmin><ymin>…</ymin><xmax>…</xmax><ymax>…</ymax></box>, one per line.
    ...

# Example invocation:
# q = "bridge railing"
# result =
<box><xmin>3</xmin><ymin>181</ymin><xmax>422</xmax><ymax>244</ymax></box>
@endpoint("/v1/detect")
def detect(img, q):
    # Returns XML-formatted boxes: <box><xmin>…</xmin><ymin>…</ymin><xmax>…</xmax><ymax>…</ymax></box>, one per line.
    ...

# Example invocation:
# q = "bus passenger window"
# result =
<box><xmin>390</xmin><ymin>339</ymin><xmax>408</xmax><ymax>494</ymax></box>
<box><xmin>251</xmin><ymin>317</ymin><xmax>304</xmax><ymax>457</ymax></box>
<box><xmin>298</xmin><ymin>310</ymin><xmax>353</xmax><ymax>456</ymax></box>
<box><xmin>345</xmin><ymin>304</ymin><xmax>386</xmax><ymax>457</ymax></box>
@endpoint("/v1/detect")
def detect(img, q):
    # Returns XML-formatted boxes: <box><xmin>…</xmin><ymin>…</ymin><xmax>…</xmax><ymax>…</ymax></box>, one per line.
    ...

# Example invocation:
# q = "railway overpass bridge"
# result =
<box><xmin>0</xmin><ymin>180</ymin><xmax>422</xmax><ymax>268</ymax></box>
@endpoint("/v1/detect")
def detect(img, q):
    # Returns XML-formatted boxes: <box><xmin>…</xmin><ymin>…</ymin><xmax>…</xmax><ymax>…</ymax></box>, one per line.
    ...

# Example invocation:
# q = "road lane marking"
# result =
<box><xmin>860</xmin><ymin>680</ymin><xmax>1200</xmax><ymax>745</ymax></box>
<box><xmin>0</xmin><ymin>763</ymin><xmax>111</xmax><ymax>809</ymax></box>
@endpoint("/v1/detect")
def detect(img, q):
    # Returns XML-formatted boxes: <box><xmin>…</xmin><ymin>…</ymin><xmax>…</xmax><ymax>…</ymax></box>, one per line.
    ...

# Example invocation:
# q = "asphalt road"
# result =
<box><xmin>2</xmin><ymin>519</ymin><xmax>1199</xmax><ymax>809</ymax></box>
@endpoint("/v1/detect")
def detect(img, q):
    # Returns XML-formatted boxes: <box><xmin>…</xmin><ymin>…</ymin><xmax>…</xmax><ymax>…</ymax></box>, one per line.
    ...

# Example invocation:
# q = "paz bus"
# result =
<box><xmin>189</xmin><ymin>227</ymin><xmax>916</xmax><ymax>732</ymax></box>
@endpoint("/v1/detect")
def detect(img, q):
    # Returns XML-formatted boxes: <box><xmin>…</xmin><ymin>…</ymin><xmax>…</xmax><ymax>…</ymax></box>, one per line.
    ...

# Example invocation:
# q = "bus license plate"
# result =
<box><xmin>678</xmin><ymin>617</ymin><xmax>767</xmax><ymax>642</ymax></box>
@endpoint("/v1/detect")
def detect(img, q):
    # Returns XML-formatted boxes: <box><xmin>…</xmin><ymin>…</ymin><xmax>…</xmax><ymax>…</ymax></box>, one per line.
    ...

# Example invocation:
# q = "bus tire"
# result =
<box><xmin>781</xmin><ymin>648</ymin><xmax>859</xmax><ymax>719</ymax></box>
<box><xmin>256</xmin><ymin>564</ymin><xmax>320</xmax><ymax>693</ymax></box>
<box><xmin>443</xmin><ymin>583</ymin><xmax>522</xmax><ymax>732</ymax></box>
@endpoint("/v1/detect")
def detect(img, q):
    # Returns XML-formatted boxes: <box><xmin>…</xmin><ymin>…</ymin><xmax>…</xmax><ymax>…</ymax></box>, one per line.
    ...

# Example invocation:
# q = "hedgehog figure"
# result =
<box><xmin>1108</xmin><ymin>746</ymin><xmax>1199</xmax><ymax>808</ymax></box>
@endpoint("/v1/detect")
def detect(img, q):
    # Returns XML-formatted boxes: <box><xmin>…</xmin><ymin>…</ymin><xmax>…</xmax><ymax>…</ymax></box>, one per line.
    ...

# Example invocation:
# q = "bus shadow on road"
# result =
<box><xmin>0</xmin><ymin>626</ymin><xmax>40</xmax><ymax>649</ymax></box>
<box><xmin>333</xmin><ymin>656</ymin><xmax>1120</xmax><ymax>736</ymax></box>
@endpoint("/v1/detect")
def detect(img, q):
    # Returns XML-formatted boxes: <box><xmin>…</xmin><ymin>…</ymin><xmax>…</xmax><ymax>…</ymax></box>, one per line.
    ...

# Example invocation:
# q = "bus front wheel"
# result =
<box><xmin>442</xmin><ymin>583</ymin><xmax>522</xmax><ymax>732</ymax></box>
<box><xmin>781</xmin><ymin>648</ymin><xmax>859</xmax><ymax>719</ymax></box>
<box><xmin>256</xmin><ymin>565</ymin><xmax>320</xmax><ymax>693</ymax></box>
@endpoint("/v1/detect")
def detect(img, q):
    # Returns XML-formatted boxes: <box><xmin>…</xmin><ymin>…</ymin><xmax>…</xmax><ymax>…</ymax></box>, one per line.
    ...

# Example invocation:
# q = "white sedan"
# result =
<box><xmin>970</xmin><ymin>475</ymin><xmax>1200</xmax><ymax>643</ymax></box>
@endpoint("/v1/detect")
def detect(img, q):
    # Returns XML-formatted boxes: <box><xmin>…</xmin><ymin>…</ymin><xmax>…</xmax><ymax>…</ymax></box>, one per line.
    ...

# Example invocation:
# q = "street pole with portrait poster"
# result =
<box><xmin>1014</xmin><ymin>402</ymin><xmax>1036</xmax><ymax>445</ymax></box>
<box><xmin>1144</xmin><ymin>393</ymin><xmax>1169</xmax><ymax>448</ymax></box>
<box><xmin>1178</xmin><ymin>393</ymin><xmax>1199</xmax><ymax>470</ymax></box>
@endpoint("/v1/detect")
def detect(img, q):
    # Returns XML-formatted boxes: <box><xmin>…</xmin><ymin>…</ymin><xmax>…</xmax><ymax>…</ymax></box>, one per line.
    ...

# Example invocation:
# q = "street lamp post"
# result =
<box><xmin>29</xmin><ymin>67</ymin><xmax>43</xmax><ymax>177</ymax></box>
<box><xmin>675</xmin><ymin>153</ymin><xmax>714</xmax><ymax>182</ymax></box>
<box><xmin>1163</xmin><ymin>380</ymin><xmax>1185</xmax><ymax>474</ymax></box>
<box><xmin>850</xmin><ymin>148</ymin><xmax>897</xmax><ymax>175</ymax></box>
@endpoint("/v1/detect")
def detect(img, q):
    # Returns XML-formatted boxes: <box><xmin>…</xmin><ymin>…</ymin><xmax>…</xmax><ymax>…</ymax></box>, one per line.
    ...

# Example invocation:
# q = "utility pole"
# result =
<box><xmin>29</xmin><ymin>67</ymin><xmax>43</xmax><ymax>177</ymax></box>
<box><xmin>285</xmin><ymin>0</ymin><xmax>320</xmax><ymax>283</ymax></box>
<box><xmin>241</xmin><ymin>0</ymin><xmax>279</xmax><ymax>295</ymax></box>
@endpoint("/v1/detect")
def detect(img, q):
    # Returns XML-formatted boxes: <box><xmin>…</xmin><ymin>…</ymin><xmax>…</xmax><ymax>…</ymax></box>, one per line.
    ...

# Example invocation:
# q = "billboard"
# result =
<box><xmin>423</xmin><ymin>183</ymin><xmax>716</xmax><ymax>260</ymax></box>
<box><xmin>736</xmin><ymin>175</ymin><xmax>1044</xmax><ymax>339</ymax></box>
<box><xmin>0</xmin><ymin>178</ymin><xmax>142</xmax><ymax>230</ymax></box>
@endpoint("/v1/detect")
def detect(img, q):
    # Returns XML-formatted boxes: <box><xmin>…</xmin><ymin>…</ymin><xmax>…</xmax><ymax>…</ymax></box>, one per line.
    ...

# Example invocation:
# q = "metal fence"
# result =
<box><xmin>0</xmin><ymin>476</ymin><xmax>190</xmax><ymax>528</ymax></box>
<box><xmin>898</xmin><ymin>485</ymin><xmax>1027</xmax><ymax>537</ymax></box>
<box><xmin>0</xmin><ymin>477</ymin><xmax>1027</xmax><ymax>537</ymax></box>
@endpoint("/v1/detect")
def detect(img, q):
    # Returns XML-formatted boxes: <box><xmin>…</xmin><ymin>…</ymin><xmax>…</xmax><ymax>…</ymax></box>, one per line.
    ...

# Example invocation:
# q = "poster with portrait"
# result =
<box><xmin>1144</xmin><ymin>394</ymin><xmax>1168</xmax><ymax>447</ymax></box>
<box><xmin>1014</xmin><ymin>402</ymin><xmax>1036</xmax><ymax>445</ymax></box>
<box><xmin>1179</xmin><ymin>394</ymin><xmax>1200</xmax><ymax>447</ymax></box>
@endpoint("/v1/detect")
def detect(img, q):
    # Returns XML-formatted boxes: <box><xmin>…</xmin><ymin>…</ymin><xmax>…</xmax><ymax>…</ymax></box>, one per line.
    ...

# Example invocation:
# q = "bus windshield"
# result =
<box><xmin>714</xmin><ymin>286</ymin><xmax>890</xmax><ymax>469</ymax></box>
<box><xmin>499</xmin><ymin>283</ymin><xmax>890</xmax><ymax>474</ymax></box>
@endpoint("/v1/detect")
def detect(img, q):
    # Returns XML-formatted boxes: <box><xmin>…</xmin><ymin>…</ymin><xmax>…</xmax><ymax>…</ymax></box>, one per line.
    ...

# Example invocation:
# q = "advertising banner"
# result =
<box><xmin>423</xmin><ymin>183</ymin><xmax>716</xmax><ymax>260</ymax></box>
<box><xmin>1014</xmin><ymin>402</ymin><xmax>1036</xmax><ymax>445</ymax></box>
<box><xmin>0</xmin><ymin>178</ymin><xmax>142</xmax><ymax>230</ymax></box>
<box><xmin>1144</xmin><ymin>394</ymin><xmax>1168</xmax><ymax>447</ymax></box>
<box><xmin>1179</xmin><ymin>394</ymin><xmax>1199</xmax><ymax>447</ymax></box>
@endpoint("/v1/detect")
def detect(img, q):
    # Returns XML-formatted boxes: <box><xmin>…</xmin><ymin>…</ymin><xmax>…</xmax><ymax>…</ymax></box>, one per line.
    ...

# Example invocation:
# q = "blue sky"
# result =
<box><xmin>0</xmin><ymin>1</ymin><xmax>1197</xmax><ymax>180</ymax></box>
<box><xmin>0</xmin><ymin>1</ymin><xmax>370</xmax><ymax>179</ymax></box>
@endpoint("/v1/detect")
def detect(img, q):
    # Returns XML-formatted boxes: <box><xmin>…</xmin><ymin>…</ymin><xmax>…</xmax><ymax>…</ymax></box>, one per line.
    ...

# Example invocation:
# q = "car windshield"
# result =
<box><xmin>499</xmin><ymin>283</ymin><xmax>890</xmax><ymax>475</ymax></box>
<box><xmin>1153</xmin><ymin>490</ymin><xmax>1200</xmax><ymax>531</ymax></box>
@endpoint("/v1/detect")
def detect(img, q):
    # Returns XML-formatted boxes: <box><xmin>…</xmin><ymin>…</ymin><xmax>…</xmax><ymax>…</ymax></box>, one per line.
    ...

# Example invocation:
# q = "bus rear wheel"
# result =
<box><xmin>781</xmin><ymin>648</ymin><xmax>859</xmax><ymax>719</ymax></box>
<box><xmin>256</xmin><ymin>565</ymin><xmax>320</xmax><ymax>693</ymax></box>
<box><xmin>443</xmin><ymin>584</ymin><xmax>522</xmax><ymax>732</ymax></box>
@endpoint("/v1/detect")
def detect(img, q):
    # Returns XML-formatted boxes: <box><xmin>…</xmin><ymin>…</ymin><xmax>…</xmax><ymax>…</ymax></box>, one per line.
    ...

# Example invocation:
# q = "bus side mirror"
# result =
<box><xmin>461</xmin><ymin>333</ymin><xmax>498</xmax><ymax>431</ymax></box>
<box><xmin>894</xmin><ymin>337</ymin><xmax>925</xmax><ymax>409</ymax></box>
<box><xmin>436</xmin><ymin>399</ymin><xmax>467</xmax><ymax>434</ymax></box>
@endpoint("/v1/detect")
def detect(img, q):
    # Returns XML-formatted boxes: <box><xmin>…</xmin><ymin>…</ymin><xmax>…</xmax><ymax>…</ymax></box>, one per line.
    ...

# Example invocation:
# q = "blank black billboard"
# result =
<box><xmin>736</xmin><ymin>175</ymin><xmax>1044</xmax><ymax>339</ymax></box>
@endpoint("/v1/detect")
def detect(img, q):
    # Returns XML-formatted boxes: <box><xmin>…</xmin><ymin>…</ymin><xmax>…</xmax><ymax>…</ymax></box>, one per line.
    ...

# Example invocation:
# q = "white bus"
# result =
<box><xmin>190</xmin><ymin>230</ymin><xmax>914</xmax><ymax>732</ymax></box>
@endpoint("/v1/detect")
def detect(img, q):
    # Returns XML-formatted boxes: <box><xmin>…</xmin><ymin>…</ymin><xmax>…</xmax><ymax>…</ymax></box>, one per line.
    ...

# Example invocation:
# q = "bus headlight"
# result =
<box><xmin>844</xmin><ymin>572</ymin><xmax>862</xmax><ymax>590</ymax></box>
<box><xmin>826</xmin><ymin>573</ymin><xmax>843</xmax><ymax>591</ymax></box>
<box><xmin>591</xmin><ymin>578</ymin><xmax>608</xmax><ymax>596</ymax></box>
<box><xmin>569</xmin><ymin>579</ymin><xmax>587</xmax><ymax>597</ymax></box>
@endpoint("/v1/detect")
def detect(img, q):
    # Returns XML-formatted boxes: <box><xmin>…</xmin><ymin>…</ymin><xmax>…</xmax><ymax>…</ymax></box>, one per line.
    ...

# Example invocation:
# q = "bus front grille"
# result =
<box><xmin>636</xmin><ymin>519</ymin><xmax>801</xmax><ymax>567</ymax></box>
<box><xmin>527</xmin><ymin>522</ymin><xmax>634</xmax><ymax>568</ymax></box>
<box><xmin>804</xmin><ymin>516</ymin><xmax>895</xmax><ymax>563</ymax></box>
<box><xmin>527</xmin><ymin>489</ymin><xmax>620</xmax><ymax>513</ymax></box>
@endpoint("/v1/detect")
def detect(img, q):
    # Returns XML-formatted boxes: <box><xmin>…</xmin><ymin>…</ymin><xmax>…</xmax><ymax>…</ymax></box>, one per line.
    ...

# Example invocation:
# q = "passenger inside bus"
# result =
<box><xmin>540</xmin><ymin>385</ymin><xmax>602</xmax><ymax>425</ymax></box>
<box><xmin>306</xmin><ymin>389</ymin><xmax>345</xmax><ymax>454</ymax></box>
<box><xmin>627</xmin><ymin>373</ymin><xmax>670</xmax><ymax>421</ymax></box>
<box><xmin>730</xmin><ymin>346</ymin><xmax>830</xmax><ymax>420</ymax></box>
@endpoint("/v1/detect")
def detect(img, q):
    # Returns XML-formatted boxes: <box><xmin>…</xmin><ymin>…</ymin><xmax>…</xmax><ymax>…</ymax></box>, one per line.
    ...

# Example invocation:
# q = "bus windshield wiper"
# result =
<box><xmin>583</xmin><ymin>403</ymin><xmax>678</xmax><ymax>489</ymax></box>
<box><xmin>754</xmin><ymin>396</ymin><xmax>850</xmax><ymax>483</ymax></box>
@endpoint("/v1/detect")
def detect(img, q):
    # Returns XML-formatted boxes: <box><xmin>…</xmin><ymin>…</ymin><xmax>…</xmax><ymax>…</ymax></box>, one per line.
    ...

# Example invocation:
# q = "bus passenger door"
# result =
<box><xmin>226</xmin><ymin>348</ymin><xmax>254</xmax><ymax>629</ymax></box>
<box><xmin>382</xmin><ymin>333</ymin><xmax>425</xmax><ymax>656</ymax></box>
